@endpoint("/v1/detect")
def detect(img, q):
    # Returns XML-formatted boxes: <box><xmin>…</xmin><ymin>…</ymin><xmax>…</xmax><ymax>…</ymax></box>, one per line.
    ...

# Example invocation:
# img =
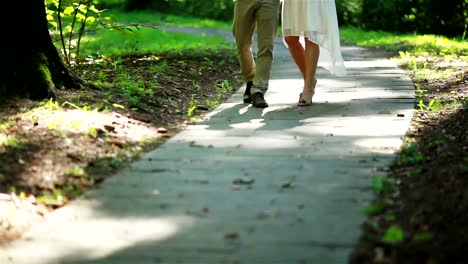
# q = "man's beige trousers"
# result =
<box><xmin>233</xmin><ymin>0</ymin><xmax>280</xmax><ymax>95</ymax></box>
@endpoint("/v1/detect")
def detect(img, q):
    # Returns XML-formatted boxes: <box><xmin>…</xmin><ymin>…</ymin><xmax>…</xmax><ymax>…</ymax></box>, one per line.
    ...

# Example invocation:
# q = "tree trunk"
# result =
<box><xmin>0</xmin><ymin>0</ymin><xmax>81</xmax><ymax>100</ymax></box>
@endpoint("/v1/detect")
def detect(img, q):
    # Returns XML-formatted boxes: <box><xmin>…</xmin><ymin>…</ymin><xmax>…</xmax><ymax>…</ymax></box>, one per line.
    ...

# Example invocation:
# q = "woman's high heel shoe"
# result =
<box><xmin>297</xmin><ymin>79</ymin><xmax>317</xmax><ymax>106</ymax></box>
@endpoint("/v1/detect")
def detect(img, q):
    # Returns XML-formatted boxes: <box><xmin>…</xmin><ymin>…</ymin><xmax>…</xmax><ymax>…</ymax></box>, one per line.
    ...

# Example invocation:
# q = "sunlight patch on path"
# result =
<box><xmin>1</xmin><ymin>203</ymin><xmax>197</xmax><ymax>263</ymax></box>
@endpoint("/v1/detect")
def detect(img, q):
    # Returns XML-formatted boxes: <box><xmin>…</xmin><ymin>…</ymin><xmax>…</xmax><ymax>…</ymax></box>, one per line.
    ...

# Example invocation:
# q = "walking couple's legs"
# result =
<box><xmin>284</xmin><ymin>37</ymin><xmax>320</xmax><ymax>106</ymax></box>
<box><xmin>233</xmin><ymin>0</ymin><xmax>280</xmax><ymax>108</ymax></box>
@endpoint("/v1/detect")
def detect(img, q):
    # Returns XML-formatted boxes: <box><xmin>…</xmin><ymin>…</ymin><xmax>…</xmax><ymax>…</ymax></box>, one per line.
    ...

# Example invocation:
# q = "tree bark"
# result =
<box><xmin>0</xmin><ymin>0</ymin><xmax>81</xmax><ymax>100</ymax></box>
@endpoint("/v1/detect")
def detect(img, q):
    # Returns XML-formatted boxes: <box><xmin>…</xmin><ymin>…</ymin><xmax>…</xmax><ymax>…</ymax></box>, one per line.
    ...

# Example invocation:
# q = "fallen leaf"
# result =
<box><xmin>107</xmin><ymin>138</ymin><xmax>125</xmax><ymax>147</ymax></box>
<box><xmin>224</xmin><ymin>232</ymin><xmax>239</xmax><ymax>240</ymax></box>
<box><xmin>281</xmin><ymin>182</ymin><xmax>295</xmax><ymax>188</ymax></box>
<box><xmin>233</xmin><ymin>177</ymin><xmax>255</xmax><ymax>185</ymax></box>
<box><xmin>189</xmin><ymin>141</ymin><xmax>204</xmax><ymax>148</ymax></box>
<box><xmin>103</xmin><ymin>125</ymin><xmax>116</xmax><ymax>133</ymax></box>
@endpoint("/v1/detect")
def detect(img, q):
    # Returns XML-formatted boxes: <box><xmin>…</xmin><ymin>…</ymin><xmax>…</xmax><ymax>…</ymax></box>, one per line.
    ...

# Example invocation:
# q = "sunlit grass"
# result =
<box><xmin>340</xmin><ymin>26</ymin><xmax>468</xmax><ymax>57</ymax></box>
<box><xmin>76</xmin><ymin>27</ymin><xmax>233</xmax><ymax>57</ymax></box>
<box><xmin>340</xmin><ymin>26</ymin><xmax>468</xmax><ymax>82</ymax></box>
<box><xmin>51</xmin><ymin>9</ymin><xmax>235</xmax><ymax>59</ymax></box>
<box><xmin>107</xmin><ymin>10</ymin><xmax>233</xmax><ymax>30</ymax></box>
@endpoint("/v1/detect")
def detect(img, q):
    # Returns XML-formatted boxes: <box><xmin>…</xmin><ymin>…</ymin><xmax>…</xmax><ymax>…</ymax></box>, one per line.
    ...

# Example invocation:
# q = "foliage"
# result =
<box><xmin>121</xmin><ymin>0</ymin><xmax>234</xmax><ymax>21</ymax></box>
<box><xmin>95</xmin><ymin>0</ymin><xmax>468</xmax><ymax>37</ymax></box>
<box><xmin>46</xmin><ymin>0</ymin><xmax>114</xmax><ymax>64</ymax></box>
<box><xmin>45</xmin><ymin>2</ymin><xmax>234</xmax><ymax>63</ymax></box>
<box><xmin>383</xmin><ymin>225</ymin><xmax>404</xmax><ymax>243</ymax></box>
<box><xmin>107</xmin><ymin>9</ymin><xmax>232</xmax><ymax>30</ymax></box>
<box><xmin>335</xmin><ymin>0</ymin><xmax>362</xmax><ymax>26</ymax></box>
<box><xmin>360</xmin><ymin>0</ymin><xmax>468</xmax><ymax>37</ymax></box>
<box><xmin>76</xmin><ymin>28</ymin><xmax>232</xmax><ymax>58</ymax></box>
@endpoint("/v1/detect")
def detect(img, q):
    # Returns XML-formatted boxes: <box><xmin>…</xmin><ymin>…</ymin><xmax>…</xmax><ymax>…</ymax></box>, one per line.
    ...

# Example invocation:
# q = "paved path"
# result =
<box><xmin>1</xmin><ymin>30</ymin><xmax>415</xmax><ymax>264</ymax></box>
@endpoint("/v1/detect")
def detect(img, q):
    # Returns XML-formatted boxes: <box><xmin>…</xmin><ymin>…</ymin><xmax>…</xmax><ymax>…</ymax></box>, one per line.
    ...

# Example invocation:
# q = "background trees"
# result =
<box><xmin>358</xmin><ymin>0</ymin><xmax>468</xmax><ymax>37</ymax></box>
<box><xmin>116</xmin><ymin>0</ymin><xmax>468</xmax><ymax>38</ymax></box>
<box><xmin>122</xmin><ymin>0</ymin><xmax>234</xmax><ymax>21</ymax></box>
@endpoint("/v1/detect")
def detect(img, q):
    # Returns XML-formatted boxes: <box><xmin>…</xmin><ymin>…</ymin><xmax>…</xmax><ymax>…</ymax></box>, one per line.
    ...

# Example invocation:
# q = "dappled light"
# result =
<box><xmin>25</xmin><ymin>108</ymin><xmax>158</xmax><ymax>143</ymax></box>
<box><xmin>3</xmin><ymin>205</ymin><xmax>196</xmax><ymax>263</ymax></box>
<box><xmin>353</xmin><ymin>137</ymin><xmax>403</xmax><ymax>154</ymax></box>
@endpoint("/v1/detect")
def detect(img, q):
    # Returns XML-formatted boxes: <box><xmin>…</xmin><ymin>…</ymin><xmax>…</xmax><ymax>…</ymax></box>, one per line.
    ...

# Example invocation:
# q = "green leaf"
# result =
<box><xmin>63</xmin><ymin>6</ymin><xmax>75</xmax><ymax>16</ymax></box>
<box><xmin>383</xmin><ymin>225</ymin><xmax>404</xmax><ymax>243</ymax></box>
<box><xmin>112</xmin><ymin>103</ymin><xmax>126</xmax><ymax>109</ymax></box>
<box><xmin>361</xmin><ymin>201</ymin><xmax>384</xmax><ymax>216</ymax></box>
<box><xmin>413</xmin><ymin>232</ymin><xmax>433</xmax><ymax>241</ymax></box>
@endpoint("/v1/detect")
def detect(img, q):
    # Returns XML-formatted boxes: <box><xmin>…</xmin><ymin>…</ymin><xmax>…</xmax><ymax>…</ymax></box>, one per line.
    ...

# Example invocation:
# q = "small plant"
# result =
<box><xmin>361</xmin><ymin>201</ymin><xmax>385</xmax><ymax>216</ymax></box>
<box><xmin>217</xmin><ymin>80</ymin><xmax>233</xmax><ymax>93</ymax></box>
<box><xmin>372</xmin><ymin>175</ymin><xmax>395</xmax><ymax>196</ymax></box>
<box><xmin>385</xmin><ymin>213</ymin><xmax>397</xmax><ymax>222</ymax></box>
<box><xmin>413</xmin><ymin>232</ymin><xmax>433</xmax><ymax>241</ymax></box>
<box><xmin>192</xmin><ymin>80</ymin><xmax>202</xmax><ymax>91</ymax></box>
<box><xmin>88</xmin><ymin>127</ymin><xmax>98</xmax><ymax>137</ymax></box>
<box><xmin>150</xmin><ymin>60</ymin><xmax>168</xmax><ymax>73</ymax></box>
<box><xmin>187</xmin><ymin>96</ymin><xmax>197</xmax><ymax>118</ymax></box>
<box><xmin>0</xmin><ymin>120</ymin><xmax>16</xmax><ymax>133</ymax></box>
<box><xmin>204</xmin><ymin>80</ymin><xmax>234</xmax><ymax>109</ymax></box>
<box><xmin>114</xmin><ymin>73</ymin><xmax>154</xmax><ymax>107</ymax></box>
<box><xmin>39</xmin><ymin>98</ymin><xmax>62</xmax><ymax>111</ymax></box>
<box><xmin>97</xmin><ymin>70</ymin><xmax>108</xmax><ymax>81</ymax></box>
<box><xmin>418</xmin><ymin>98</ymin><xmax>438</xmax><ymax>111</ymax></box>
<box><xmin>415</xmin><ymin>84</ymin><xmax>427</xmax><ymax>95</ymax></box>
<box><xmin>0</xmin><ymin>136</ymin><xmax>22</xmax><ymax>149</ymax></box>
<box><xmin>383</xmin><ymin>225</ymin><xmax>404</xmax><ymax>243</ymax></box>
<box><xmin>36</xmin><ymin>188</ymin><xmax>66</xmax><ymax>206</ymax></box>
<box><xmin>65</xmin><ymin>166</ymin><xmax>87</xmax><ymax>178</ymax></box>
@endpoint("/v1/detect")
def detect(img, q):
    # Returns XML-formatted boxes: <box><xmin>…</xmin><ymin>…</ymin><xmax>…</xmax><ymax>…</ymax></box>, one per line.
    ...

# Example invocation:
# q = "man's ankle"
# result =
<box><xmin>243</xmin><ymin>81</ymin><xmax>254</xmax><ymax>104</ymax></box>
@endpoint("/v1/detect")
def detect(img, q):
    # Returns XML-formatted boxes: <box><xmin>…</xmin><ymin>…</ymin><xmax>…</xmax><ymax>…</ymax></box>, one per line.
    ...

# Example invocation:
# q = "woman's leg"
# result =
<box><xmin>302</xmin><ymin>38</ymin><xmax>320</xmax><ymax>99</ymax></box>
<box><xmin>284</xmin><ymin>36</ymin><xmax>306</xmax><ymax>79</ymax></box>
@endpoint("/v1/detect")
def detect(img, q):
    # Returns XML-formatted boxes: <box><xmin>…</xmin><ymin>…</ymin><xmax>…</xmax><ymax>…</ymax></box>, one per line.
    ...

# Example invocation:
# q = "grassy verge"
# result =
<box><xmin>106</xmin><ymin>10</ymin><xmax>233</xmax><ymax>30</ymax></box>
<box><xmin>341</xmin><ymin>27</ymin><xmax>468</xmax><ymax>263</ymax></box>
<box><xmin>78</xmin><ymin>28</ymin><xmax>233</xmax><ymax>57</ymax></box>
<box><xmin>50</xmin><ymin>9</ymin><xmax>234</xmax><ymax>59</ymax></box>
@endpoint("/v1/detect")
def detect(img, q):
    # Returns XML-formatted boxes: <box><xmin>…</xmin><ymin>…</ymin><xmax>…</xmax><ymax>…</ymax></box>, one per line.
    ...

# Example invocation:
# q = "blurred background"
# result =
<box><xmin>101</xmin><ymin>0</ymin><xmax>468</xmax><ymax>38</ymax></box>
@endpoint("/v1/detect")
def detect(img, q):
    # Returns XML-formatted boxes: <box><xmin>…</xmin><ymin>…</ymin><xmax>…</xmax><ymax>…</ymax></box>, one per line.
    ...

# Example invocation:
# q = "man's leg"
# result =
<box><xmin>233</xmin><ymin>0</ymin><xmax>257</xmax><ymax>103</ymax></box>
<box><xmin>251</xmin><ymin>0</ymin><xmax>280</xmax><ymax>96</ymax></box>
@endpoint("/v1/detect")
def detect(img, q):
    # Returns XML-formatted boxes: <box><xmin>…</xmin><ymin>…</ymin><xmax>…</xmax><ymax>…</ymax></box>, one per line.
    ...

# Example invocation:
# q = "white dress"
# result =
<box><xmin>281</xmin><ymin>0</ymin><xmax>346</xmax><ymax>76</ymax></box>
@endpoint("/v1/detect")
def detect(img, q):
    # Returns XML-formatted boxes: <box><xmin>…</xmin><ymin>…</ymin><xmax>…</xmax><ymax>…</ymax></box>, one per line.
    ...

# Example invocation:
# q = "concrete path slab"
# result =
<box><xmin>0</xmin><ymin>35</ymin><xmax>415</xmax><ymax>263</ymax></box>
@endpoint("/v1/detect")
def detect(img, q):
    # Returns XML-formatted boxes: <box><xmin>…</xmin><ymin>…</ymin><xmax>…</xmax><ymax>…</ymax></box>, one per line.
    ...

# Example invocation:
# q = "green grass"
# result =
<box><xmin>78</xmin><ymin>27</ymin><xmax>233</xmax><ymax>57</ymax></box>
<box><xmin>107</xmin><ymin>10</ymin><xmax>233</xmax><ymax>30</ymax></box>
<box><xmin>53</xmin><ymin>10</ymin><xmax>235</xmax><ymax>59</ymax></box>
<box><xmin>340</xmin><ymin>26</ymin><xmax>468</xmax><ymax>83</ymax></box>
<box><xmin>340</xmin><ymin>26</ymin><xmax>468</xmax><ymax>57</ymax></box>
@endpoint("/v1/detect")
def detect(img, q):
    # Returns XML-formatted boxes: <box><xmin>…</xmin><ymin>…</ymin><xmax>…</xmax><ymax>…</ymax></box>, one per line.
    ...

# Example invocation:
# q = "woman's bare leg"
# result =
<box><xmin>301</xmin><ymin>38</ymin><xmax>320</xmax><ymax>100</ymax></box>
<box><xmin>284</xmin><ymin>36</ymin><xmax>306</xmax><ymax>79</ymax></box>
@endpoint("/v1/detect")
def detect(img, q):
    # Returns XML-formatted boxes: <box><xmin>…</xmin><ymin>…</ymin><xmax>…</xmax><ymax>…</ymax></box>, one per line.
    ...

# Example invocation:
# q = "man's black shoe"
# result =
<box><xmin>243</xmin><ymin>81</ymin><xmax>253</xmax><ymax>104</ymax></box>
<box><xmin>251</xmin><ymin>92</ymin><xmax>268</xmax><ymax>108</ymax></box>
